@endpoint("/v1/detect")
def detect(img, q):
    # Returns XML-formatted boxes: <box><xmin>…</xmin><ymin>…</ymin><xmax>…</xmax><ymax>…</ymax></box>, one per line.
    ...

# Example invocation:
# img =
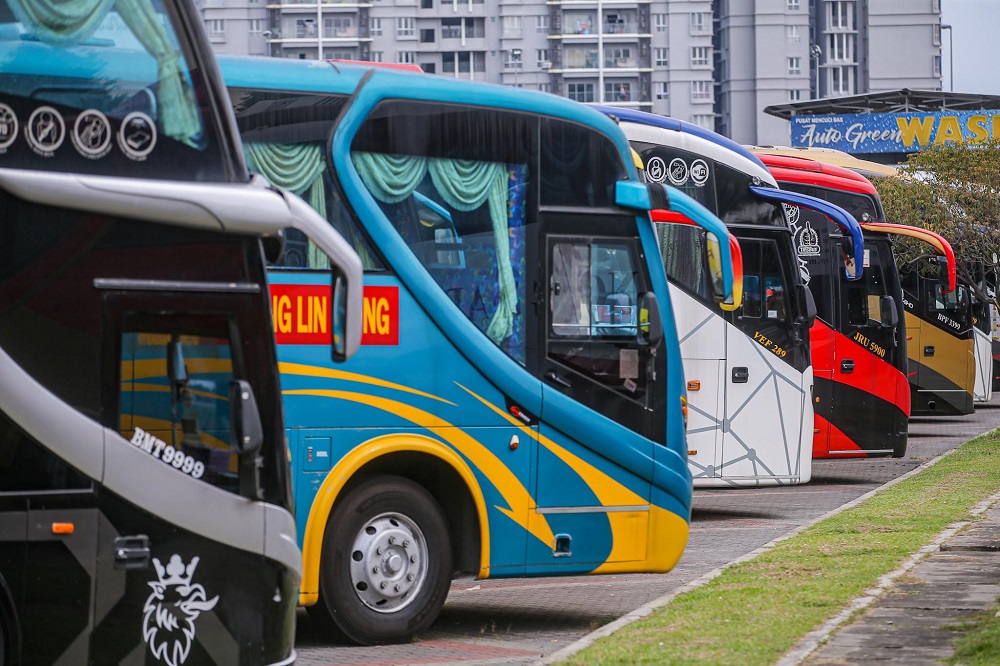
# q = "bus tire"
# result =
<box><xmin>311</xmin><ymin>475</ymin><xmax>452</xmax><ymax>645</ymax></box>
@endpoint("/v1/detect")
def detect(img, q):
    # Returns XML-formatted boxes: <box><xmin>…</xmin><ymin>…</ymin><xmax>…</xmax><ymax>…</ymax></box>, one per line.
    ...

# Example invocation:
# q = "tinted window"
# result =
<box><xmin>657</xmin><ymin>223</ymin><xmax>711</xmax><ymax>301</ymax></box>
<box><xmin>229</xmin><ymin>88</ymin><xmax>384</xmax><ymax>271</ymax></box>
<box><xmin>119</xmin><ymin>316</ymin><xmax>242</xmax><ymax>493</ymax></box>
<box><xmin>0</xmin><ymin>0</ymin><xmax>231</xmax><ymax>181</ymax></box>
<box><xmin>0</xmin><ymin>192</ymin><xmax>254</xmax><ymax>421</ymax></box>
<box><xmin>351</xmin><ymin>100</ymin><xmax>533</xmax><ymax>364</ymax></box>
<box><xmin>539</xmin><ymin>118</ymin><xmax>626</xmax><ymax>208</ymax></box>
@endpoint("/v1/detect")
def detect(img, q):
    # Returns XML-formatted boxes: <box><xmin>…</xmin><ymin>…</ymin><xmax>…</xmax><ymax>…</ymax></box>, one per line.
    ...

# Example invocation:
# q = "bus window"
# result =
<box><xmin>0</xmin><ymin>410</ymin><xmax>92</xmax><ymax>491</ymax></box>
<box><xmin>548</xmin><ymin>236</ymin><xmax>647</xmax><ymax>399</ymax></box>
<box><xmin>847</xmin><ymin>286</ymin><xmax>868</xmax><ymax>326</ymax></box>
<box><xmin>119</xmin><ymin>314</ymin><xmax>243</xmax><ymax>494</ymax></box>
<box><xmin>658</xmin><ymin>224</ymin><xmax>710</xmax><ymax>300</ymax></box>
<box><xmin>233</xmin><ymin>89</ymin><xmax>385</xmax><ymax>271</ymax></box>
<box><xmin>764</xmin><ymin>277</ymin><xmax>786</xmax><ymax>320</ymax></box>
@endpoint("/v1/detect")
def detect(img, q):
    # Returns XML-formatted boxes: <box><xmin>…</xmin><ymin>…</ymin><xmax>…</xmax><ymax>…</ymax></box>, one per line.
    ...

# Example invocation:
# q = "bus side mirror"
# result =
<box><xmin>936</xmin><ymin>255</ymin><xmax>949</xmax><ymax>286</ymax></box>
<box><xmin>797</xmin><ymin>286</ymin><xmax>817</xmax><ymax>328</ymax></box>
<box><xmin>229</xmin><ymin>379</ymin><xmax>263</xmax><ymax>455</ymax></box>
<box><xmin>705</xmin><ymin>231</ymin><xmax>726</xmax><ymax>304</ymax></box>
<box><xmin>638</xmin><ymin>291</ymin><xmax>663</xmax><ymax>347</ymax></box>
<box><xmin>880</xmin><ymin>296</ymin><xmax>899</xmax><ymax>329</ymax></box>
<box><xmin>331</xmin><ymin>267</ymin><xmax>349</xmax><ymax>362</ymax></box>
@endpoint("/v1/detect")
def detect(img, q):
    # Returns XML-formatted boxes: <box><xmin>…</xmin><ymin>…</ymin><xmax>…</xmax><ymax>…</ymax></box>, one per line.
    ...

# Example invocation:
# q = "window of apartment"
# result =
<box><xmin>503</xmin><ymin>15</ymin><xmax>522</xmax><ymax>38</ymax></box>
<box><xmin>655</xmin><ymin>47</ymin><xmax>668</xmax><ymax>67</ymax></box>
<box><xmin>503</xmin><ymin>50</ymin><xmax>523</xmax><ymax>69</ymax></box>
<box><xmin>421</xmin><ymin>0</ymin><xmax>433</xmax><ymax>8</ymax></box>
<box><xmin>421</xmin><ymin>62</ymin><xmax>436</xmax><ymax>73</ymax></box>
<box><xmin>789</xmin><ymin>89</ymin><xmax>802</xmax><ymax>101</ymax></box>
<box><xmin>567</xmin><ymin>82</ymin><xmax>595</xmax><ymax>103</ymax></box>
<box><xmin>690</xmin><ymin>12</ymin><xmax>709</xmax><ymax>34</ymax></box>
<box><xmin>654</xmin><ymin>13</ymin><xmax>667</xmax><ymax>32</ymax></box>
<box><xmin>396</xmin><ymin>17</ymin><xmax>415</xmax><ymax>39</ymax></box>
<box><xmin>397</xmin><ymin>51</ymin><xmax>416</xmax><ymax>64</ymax></box>
<box><xmin>830</xmin><ymin>65</ymin><xmax>852</xmax><ymax>94</ymax></box>
<box><xmin>565</xmin><ymin>46</ymin><xmax>599</xmax><ymax>69</ymax></box>
<box><xmin>691</xmin><ymin>46</ymin><xmax>710</xmax><ymax>67</ymax></box>
<box><xmin>692</xmin><ymin>114</ymin><xmax>715</xmax><ymax>130</ymax></box>
<box><xmin>295</xmin><ymin>19</ymin><xmax>315</xmax><ymax>38</ymax></box>
<box><xmin>828</xmin><ymin>33</ymin><xmax>854</xmax><ymax>61</ymax></box>
<box><xmin>829</xmin><ymin>1</ymin><xmax>852</xmax><ymax>30</ymax></box>
<box><xmin>605</xmin><ymin>81</ymin><xmax>632</xmax><ymax>102</ymax></box>
<box><xmin>605</xmin><ymin>47</ymin><xmax>633</xmax><ymax>68</ymax></box>
<box><xmin>371</xmin><ymin>18</ymin><xmax>382</xmax><ymax>36</ymax></box>
<box><xmin>788</xmin><ymin>56</ymin><xmax>802</xmax><ymax>75</ymax></box>
<box><xmin>325</xmin><ymin>49</ymin><xmax>354</xmax><ymax>60</ymax></box>
<box><xmin>370</xmin><ymin>51</ymin><xmax>384</xmax><ymax>62</ymax></box>
<box><xmin>536</xmin><ymin>15</ymin><xmax>549</xmax><ymax>33</ymax></box>
<box><xmin>325</xmin><ymin>16</ymin><xmax>354</xmax><ymax>37</ymax></box>
<box><xmin>604</xmin><ymin>11</ymin><xmax>634</xmax><ymax>35</ymax></box>
<box><xmin>207</xmin><ymin>19</ymin><xmax>225</xmax><ymax>37</ymax></box>
<box><xmin>787</xmin><ymin>0</ymin><xmax>800</xmax><ymax>10</ymax></box>
<box><xmin>655</xmin><ymin>81</ymin><xmax>669</xmax><ymax>99</ymax></box>
<box><xmin>786</xmin><ymin>25</ymin><xmax>800</xmax><ymax>41</ymax></box>
<box><xmin>933</xmin><ymin>54</ymin><xmax>942</xmax><ymax>77</ymax></box>
<box><xmin>420</xmin><ymin>28</ymin><xmax>435</xmax><ymax>42</ymax></box>
<box><xmin>249</xmin><ymin>19</ymin><xmax>264</xmax><ymax>34</ymax></box>
<box><xmin>539</xmin><ymin>83</ymin><xmax>551</xmax><ymax>93</ymax></box>
<box><xmin>442</xmin><ymin>51</ymin><xmax>485</xmax><ymax>73</ymax></box>
<box><xmin>691</xmin><ymin>80</ymin><xmax>712</xmax><ymax>101</ymax></box>
<box><xmin>537</xmin><ymin>49</ymin><xmax>550</xmax><ymax>67</ymax></box>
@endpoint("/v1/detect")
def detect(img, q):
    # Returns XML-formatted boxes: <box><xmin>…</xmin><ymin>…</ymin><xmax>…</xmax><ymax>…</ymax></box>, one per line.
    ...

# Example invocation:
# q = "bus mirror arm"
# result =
<box><xmin>748</xmin><ymin>185</ymin><xmax>865</xmax><ymax>281</ymax></box>
<box><xmin>260</xmin><ymin>229</ymin><xmax>286</xmax><ymax>264</ymax></box>
<box><xmin>229</xmin><ymin>379</ymin><xmax>264</xmax><ymax>456</ymax></box>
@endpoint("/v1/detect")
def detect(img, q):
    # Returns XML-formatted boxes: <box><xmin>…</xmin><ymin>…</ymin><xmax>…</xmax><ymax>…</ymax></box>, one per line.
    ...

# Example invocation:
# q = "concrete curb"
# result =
<box><xmin>536</xmin><ymin>441</ymin><xmax>985</xmax><ymax>666</ymax></box>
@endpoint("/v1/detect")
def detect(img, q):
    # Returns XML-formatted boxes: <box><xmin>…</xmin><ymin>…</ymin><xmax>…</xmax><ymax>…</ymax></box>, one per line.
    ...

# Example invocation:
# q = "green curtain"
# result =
<box><xmin>10</xmin><ymin>0</ymin><xmax>202</xmax><ymax>146</ymax></box>
<box><xmin>428</xmin><ymin>159</ymin><xmax>514</xmax><ymax>344</ymax></box>
<box><xmin>354</xmin><ymin>152</ymin><xmax>517</xmax><ymax>345</ymax></box>
<box><xmin>246</xmin><ymin>142</ymin><xmax>331</xmax><ymax>268</ymax></box>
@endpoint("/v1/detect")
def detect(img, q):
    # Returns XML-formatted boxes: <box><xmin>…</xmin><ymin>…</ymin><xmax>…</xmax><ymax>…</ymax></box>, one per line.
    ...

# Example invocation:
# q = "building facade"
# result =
<box><xmin>199</xmin><ymin>0</ymin><xmax>942</xmax><ymax>142</ymax></box>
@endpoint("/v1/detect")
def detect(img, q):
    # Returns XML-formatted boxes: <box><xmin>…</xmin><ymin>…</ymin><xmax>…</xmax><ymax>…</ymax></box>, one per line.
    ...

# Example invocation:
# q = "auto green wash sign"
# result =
<box><xmin>791</xmin><ymin>111</ymin><xmax>1000</xmax><ymax>153</ymax></box>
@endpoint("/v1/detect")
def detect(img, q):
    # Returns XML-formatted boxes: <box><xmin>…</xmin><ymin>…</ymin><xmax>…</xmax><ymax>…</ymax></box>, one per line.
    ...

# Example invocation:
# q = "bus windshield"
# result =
<box><xmin>0</xmin><ymin>0</ymin><xmax>233</xmax><ymax>181</ymax></box>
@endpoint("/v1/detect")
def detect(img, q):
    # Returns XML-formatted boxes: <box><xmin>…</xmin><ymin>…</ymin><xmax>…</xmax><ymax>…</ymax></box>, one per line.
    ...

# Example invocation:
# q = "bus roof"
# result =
<box><xmin>329</xmin><ymin>59</ymin><xmax>424</xmax><ymax>73</ymax></box>
<box><xmin>755</xmin><ymin>152</ymin><xmax>879</xmax><ymax>197</ymax></box>
<box><xmin>219</xmin><ymin>56</ymin><xmax>637</xmax><ymax>174</ymax></box>
<box><xmin>592</xmin><ymin>105</ymin><xmax>769</xmax><ymax>171</ymax></box>
<box><xmin>748</xmin><ymin>145</ymin><xmax>899</xmax><ymax>179</ymax></box>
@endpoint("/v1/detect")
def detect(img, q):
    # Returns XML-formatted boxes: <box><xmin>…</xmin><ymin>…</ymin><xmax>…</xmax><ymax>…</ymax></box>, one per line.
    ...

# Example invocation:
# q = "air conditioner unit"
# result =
<box><xmin>541</xmin><ymin>60</ymin><xmax>551</xmax><ymax>70</ymax></box>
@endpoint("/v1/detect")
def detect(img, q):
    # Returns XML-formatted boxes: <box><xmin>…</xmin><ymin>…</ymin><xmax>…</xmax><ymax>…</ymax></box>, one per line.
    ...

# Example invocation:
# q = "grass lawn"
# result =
<box><xmin>558</xmin><ymin>430</ymin><xmax>1000</xmax><ymax>666</ymax></box>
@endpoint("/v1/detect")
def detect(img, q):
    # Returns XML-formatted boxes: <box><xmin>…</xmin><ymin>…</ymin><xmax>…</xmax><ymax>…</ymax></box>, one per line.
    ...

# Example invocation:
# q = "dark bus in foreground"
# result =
<box><xmin>0</xmin><ymin>0</ymin><xmax>362</xmax><ymax>663</ymax></box>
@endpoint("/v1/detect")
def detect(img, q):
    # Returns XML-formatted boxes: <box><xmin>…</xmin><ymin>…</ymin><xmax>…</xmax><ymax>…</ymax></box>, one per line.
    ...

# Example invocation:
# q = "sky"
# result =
<box><xmin>941</xmin><ymin>0</ymin><xmax>1000</xmax><ymax>95</ymax></box>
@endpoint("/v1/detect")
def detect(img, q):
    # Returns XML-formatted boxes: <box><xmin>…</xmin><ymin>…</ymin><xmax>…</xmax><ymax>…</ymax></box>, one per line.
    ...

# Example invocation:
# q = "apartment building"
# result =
<box><xmin>714</xmin><ymin>0</ymin><xmax>943</xmax><ymax>144</ymax></box>
<box><xmin>199</xmin><ymin>0</ymin><xmax>941</xmax><ymax>142</ymax></box>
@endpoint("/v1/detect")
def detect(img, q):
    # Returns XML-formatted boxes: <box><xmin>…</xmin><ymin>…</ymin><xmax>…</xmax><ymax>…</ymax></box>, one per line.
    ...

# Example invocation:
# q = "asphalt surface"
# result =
<box><xmin>295</xmin><ymin>398</ymin><xmax>1000</xmax><ymax>666</ymax></box>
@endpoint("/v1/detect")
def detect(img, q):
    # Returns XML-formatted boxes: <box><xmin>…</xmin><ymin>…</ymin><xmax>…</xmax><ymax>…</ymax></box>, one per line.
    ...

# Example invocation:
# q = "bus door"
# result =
<box><xmin>724</xmin><ymin>228</ymin><xmax>808</xmax><ymax>479</ymax></box>
<box><xmin>537</xmin><ymin>210</ymin><xmax>659</xmax><ymax>565</ymax></box>
<box><xmin>906</xmin><ymin>274</ymin><xmax>974</xmax><ymax>414</ymax></box>
<box><xmin>832</xmin><ymin>238</ymin><xmax>905</xmax><ymax>455</ymax></box>
<box><xmin>973</xmin><ymin>298</ymin><xmax>993</xmax><ymax>402</ymax></box>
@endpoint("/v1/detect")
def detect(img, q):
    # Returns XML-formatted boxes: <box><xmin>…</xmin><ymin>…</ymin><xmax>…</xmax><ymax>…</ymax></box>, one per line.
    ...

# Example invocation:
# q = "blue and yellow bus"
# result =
<box><xmin>220</xmin><ymin>55</ymin><xmax>741</xmax><ymax>644</ymax></box>
<box><xmin>0</xmin><ymin>1</ymin><xmax>364</xmax><ymax>663</ymax></box>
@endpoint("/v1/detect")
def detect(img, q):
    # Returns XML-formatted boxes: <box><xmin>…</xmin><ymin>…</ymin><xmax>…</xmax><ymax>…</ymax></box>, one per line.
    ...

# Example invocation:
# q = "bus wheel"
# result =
<box><xmin>312</xmin><ymin>475</ymin><xmax>452</xmax><ymax>645</ymax></box>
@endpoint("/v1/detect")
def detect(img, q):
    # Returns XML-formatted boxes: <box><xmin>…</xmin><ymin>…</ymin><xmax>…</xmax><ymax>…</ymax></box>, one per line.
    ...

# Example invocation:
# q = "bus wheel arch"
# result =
<box><xmin>309</xmin><ymin>474</ymin><xmax>452</xmax><ymax>645</ymax></box>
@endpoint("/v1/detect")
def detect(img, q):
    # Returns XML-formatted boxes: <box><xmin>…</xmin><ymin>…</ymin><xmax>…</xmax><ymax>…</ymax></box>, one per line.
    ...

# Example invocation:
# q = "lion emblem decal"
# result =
<box><xmin>143</xmin><ymin>554</ymin><xmax>220</xmax><ymax>666</ymax></box>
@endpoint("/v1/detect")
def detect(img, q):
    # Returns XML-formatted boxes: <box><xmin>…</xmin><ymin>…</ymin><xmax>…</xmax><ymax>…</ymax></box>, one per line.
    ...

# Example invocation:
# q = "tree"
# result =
<box><xmin>874</xmin><ymin>138</ymin><xmax>1000</xmax><ymax>301</ymax></box>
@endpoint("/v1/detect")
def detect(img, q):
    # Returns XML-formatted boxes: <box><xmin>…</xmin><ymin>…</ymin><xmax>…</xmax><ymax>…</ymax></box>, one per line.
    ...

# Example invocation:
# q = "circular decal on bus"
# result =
<box><xmin>72</xmin><ymin>109</ymin><xmax>112</xmax><ymax>159</ymax></box>
<box><xmin>667</xmin><ymin>158</ymin><xmax>689</xmax><ymax>186</ymax></box>
<box><xmin>118</xmin><ymin>111</ymin><xmax>157</xmax><ymax>161</ymax></box>
<box><xmin>645</xmin><ymin>156</ymin><xmax>667</xmax><ymax>184</ymax></box>
<box><xmin>690</xmin><ymin>159</ymin><xmax>709</xmax><ymax>186</ymax></box>
<box><xmin>25</xmin><ymin>106</ymin><xmax>66</xmax><ymax>157</ymax></box>
<box><xmin>0</xmin><ymin>104</ymin><xmax>18</xmax><ymax>153</ymax></box>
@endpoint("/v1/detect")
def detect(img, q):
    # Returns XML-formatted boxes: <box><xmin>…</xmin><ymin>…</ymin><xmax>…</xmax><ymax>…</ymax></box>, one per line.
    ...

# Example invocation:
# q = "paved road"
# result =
<box><xmin>296</xmin><ymin>400</ymin><xmax>1000</xmax><ymax>666</ymax></box>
